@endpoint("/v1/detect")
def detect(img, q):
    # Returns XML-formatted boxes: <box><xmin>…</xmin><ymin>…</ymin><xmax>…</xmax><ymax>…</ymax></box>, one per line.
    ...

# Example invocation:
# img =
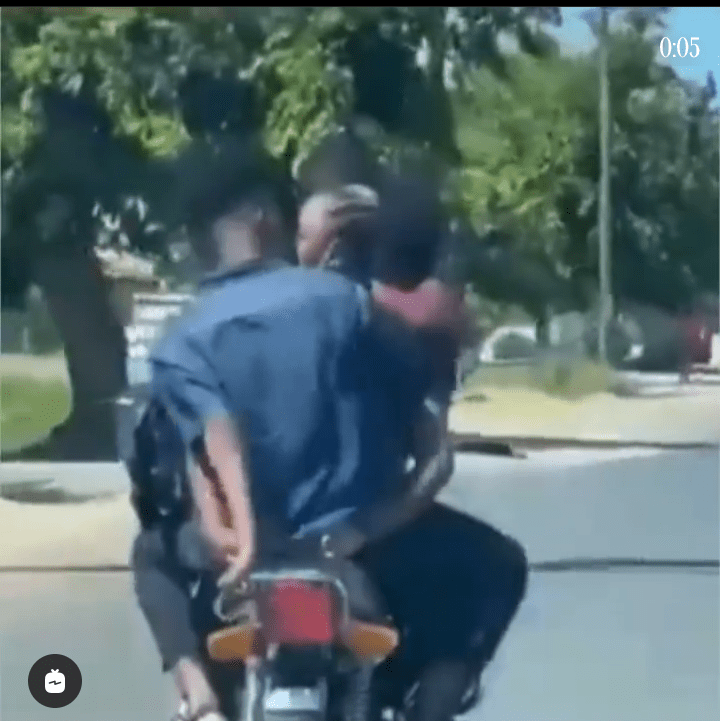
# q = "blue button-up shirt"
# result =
<box><xmin>149</xmin><ymin>261</ymin><xmax>428</xmax><ymax>537</ymax></box>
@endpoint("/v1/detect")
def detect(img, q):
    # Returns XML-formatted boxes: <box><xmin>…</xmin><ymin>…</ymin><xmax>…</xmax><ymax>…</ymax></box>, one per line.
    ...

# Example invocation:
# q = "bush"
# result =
<box><xmin>1</xmin><ymin>375</ymin><xmax>71</xmax><ymax>454</ymax></box>
<box><xmin>463</xmin><ymin>356</ymin><xmax>619</xmax><ymax>400</ymax></box>
<box><xmin>531</xmin><ymin>358</ymin><xmax>615</xmax><ymax>399</ymax></box>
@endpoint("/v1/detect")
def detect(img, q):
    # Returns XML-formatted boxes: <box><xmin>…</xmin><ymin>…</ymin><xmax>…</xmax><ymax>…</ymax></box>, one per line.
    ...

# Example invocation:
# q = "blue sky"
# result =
<box><xmin>556</xmin><ymin>7</ymin><xmax>719</xmax><ymax>88</ymax></box>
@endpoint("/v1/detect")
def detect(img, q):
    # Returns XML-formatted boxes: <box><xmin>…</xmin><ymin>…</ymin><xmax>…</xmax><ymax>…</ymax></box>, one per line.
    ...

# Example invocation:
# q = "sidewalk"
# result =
<box><xmin>0</xmin><ymin>352</ymin><xmax>69</xmax><ymax>380</ymax></box>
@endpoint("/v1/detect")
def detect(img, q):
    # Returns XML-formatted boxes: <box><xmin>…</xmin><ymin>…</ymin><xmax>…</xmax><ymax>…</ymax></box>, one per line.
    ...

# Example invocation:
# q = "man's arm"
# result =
<box><xmin>367</xmin><ymin>279</ymin><xmax>465</xmax><ymax>399</ymax></box>
<box><xmin>187</xmin><ymin>418</ymin><xmax>256</xmax><ymax>583</ymax></box>
<box><xmin>365</xmin><ymin>277</ymin><xmax>460</xmax><ymax>533</ymax></box>
<box><xmin>321</xmin><ymin>283</ymin><xmax>454</xmax><ymax>558</ymax></box>
<box><xmin>364</xmin><ymin>298</ymin><xmax>433</xmax><ymax>390</ymax></box>
<box><xmin>151</xmin><ymin>338</ymin><xmax>255</xmax><ymax>580</ymax></box>
<box><xmin>404</xmin><ymin>397</ymin><xmax>454</xmax><ymax>504</ymax></box>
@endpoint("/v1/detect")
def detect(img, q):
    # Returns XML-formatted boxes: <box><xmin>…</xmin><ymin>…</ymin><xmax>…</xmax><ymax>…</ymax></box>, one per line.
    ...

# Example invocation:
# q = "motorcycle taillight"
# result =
<box><xmin>259</xmin><ymin>581</ymin><xmax>339</xmax><ymax>646</ymax></box>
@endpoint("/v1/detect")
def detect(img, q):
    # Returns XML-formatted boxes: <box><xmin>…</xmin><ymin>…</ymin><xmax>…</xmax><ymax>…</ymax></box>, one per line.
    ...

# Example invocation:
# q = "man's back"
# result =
<box><xmin>151</xmin><ymin>263</ymin><xmax>399</xmax><ymax>537</ymax></box>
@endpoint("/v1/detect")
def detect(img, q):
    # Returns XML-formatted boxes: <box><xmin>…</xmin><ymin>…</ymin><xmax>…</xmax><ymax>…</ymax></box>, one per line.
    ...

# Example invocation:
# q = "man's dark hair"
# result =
<box><xmin>372</xmin><ymin>173</ymin><xmax>445</xmax><ymax>288</ymax></box>
<box><xmin>172</xmin><ymin>137</ymin><xmax>297</xmax><ymax>261</ymax></box>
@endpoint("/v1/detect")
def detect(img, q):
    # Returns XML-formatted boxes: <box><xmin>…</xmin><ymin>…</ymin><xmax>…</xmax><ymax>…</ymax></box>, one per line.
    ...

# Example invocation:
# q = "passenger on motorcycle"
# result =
<box><xmin>295</xmin><ymin>177</ymin><xmax>529</xmax><ymax>721</ymax></box>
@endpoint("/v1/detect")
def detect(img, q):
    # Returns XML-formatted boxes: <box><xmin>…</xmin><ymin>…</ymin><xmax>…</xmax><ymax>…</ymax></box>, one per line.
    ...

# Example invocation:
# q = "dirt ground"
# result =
<box><xmin>451</xmin><ymin>385</ymin><xmax>720</xmax><ymax>444</ymax></box>
<box><xmin>0</xmin><ymin>496</ymin><xmax>136</xmax><ymax>570</ymax></box>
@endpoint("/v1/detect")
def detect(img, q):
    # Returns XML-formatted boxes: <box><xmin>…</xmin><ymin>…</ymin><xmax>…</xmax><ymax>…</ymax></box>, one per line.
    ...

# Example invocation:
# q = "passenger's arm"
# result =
<box><xmin>372</xmin><ymin>280</ymin><xmax>464</xmax><ymax>339</ymax></box>
<box><xmin>365</xmin><ymin>300</ymin><xmax>433</xmax><ymax>388</ymax></box>
<box><xmin>366</xmin><ymin>280</ymin><xmax>459</xmax><ymax>525</ymax></box>
<box><xmin>323</xmin><ymin>397</ymin><xmax>453</xmax><ymax>558</ymax></box>
<box><xmin>318</xmin><ymin>286</ymin><xmax>454</xmax><ymax>557</ymax></box>
<box><xmin>367</xmin><ymin>279</ymin><xmax>465</xmax><ymax>396</ymax></box>
<box><xmin>151</xmin><ymin>340</ymin><xmax>255</xmax><ymax>582</ymax></box>
<box><xmin>363</xmin><ymin>398</ymin><xmax>453</xmax><ymax>537</ymax></box>
<box><xmin>403</xmin><ymin>397</ymin><xmax>454</xmax><ymax>506</ymax></box>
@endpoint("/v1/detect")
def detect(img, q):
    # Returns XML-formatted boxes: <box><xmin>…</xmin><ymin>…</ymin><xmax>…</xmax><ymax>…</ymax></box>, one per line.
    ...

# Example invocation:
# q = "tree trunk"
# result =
<box><xmin>33</xmin><ymin>245</ymin><xmax>127</xmax><ymax>460</ymax></box>
<box><xmin>424</xmin><ymin>11</ymin><xmax>459</xmax><ymax>163</ymax></box>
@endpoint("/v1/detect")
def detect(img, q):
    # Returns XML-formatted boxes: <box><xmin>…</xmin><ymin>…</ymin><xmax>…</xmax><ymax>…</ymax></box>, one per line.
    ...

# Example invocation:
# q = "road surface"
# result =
<box><xmin>1</xmin><ymin>449</ymin><xmax>718</xmax><ymax>721</ymax></box>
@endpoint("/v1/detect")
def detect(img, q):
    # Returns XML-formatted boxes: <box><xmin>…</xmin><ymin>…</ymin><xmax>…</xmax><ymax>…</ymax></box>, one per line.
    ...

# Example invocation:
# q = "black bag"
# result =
<box><xmin>127</xmin><ymin>398</ymin><xmax>191</xmax><ymax>530</ymax></box>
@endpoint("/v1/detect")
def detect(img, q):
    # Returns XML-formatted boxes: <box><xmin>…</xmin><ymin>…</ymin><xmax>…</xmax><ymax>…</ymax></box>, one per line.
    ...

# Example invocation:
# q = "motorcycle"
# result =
<box><xmin>204</xmin><ymin>566</ymin><xmax>406</xmax><ymax>721</ymax></box>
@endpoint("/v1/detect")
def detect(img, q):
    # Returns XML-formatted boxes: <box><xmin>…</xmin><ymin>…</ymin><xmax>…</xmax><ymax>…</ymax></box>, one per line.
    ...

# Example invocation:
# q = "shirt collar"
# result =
<box><xmin>200</xmin><ymin>258</ymin><xmax>290</xmax><ymax>289</ymax></box>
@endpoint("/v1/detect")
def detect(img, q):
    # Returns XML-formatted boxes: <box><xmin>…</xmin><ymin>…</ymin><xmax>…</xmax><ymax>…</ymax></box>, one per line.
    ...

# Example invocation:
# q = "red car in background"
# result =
<box><xmin>679</xmin><ymin>301</ymin><xmax>719</xmax><ymax>372</ymax></box>
<box><xmin>613</xmin><ymin>298</ymin><xmax>718</xmax><ymax>372</ymax></box>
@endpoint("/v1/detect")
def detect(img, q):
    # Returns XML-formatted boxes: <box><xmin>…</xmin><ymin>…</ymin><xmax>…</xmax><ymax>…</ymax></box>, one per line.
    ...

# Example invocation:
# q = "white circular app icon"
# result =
<box><xmin>45</xmin><ymin>669</ymin><xmax>65</xmax><ymax>694</ymax></box>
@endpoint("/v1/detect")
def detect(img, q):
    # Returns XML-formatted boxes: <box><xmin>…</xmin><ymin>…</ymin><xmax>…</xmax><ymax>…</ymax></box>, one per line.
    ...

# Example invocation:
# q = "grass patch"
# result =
<box><xmin>462</xmin><ymin>358</ymin><xmax>621</xmax><ymax>401</ymax></box>
<box><xmin>1</xmin><ymin>375</ymin><xmax>71</xmax><ymax>453</ymax></box>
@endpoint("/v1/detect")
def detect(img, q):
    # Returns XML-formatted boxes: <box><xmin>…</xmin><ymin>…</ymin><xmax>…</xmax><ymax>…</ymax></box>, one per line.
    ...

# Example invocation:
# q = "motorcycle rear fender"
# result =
<box><xmin>207</xmin><ymin>618</ymin><xmax>399</xmax><ymax>664</ymax></box>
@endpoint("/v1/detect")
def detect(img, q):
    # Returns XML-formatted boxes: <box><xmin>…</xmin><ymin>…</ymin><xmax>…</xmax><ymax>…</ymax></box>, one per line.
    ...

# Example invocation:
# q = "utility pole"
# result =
<box><xmin>579</xmin><ymin>7</ymin><xmax>615</xmax><ymax>362</ymax></box>
<box><xmin>598</xmin><ymin>6</ymin><xmax>613</xmax><ymax>362</ymax></box>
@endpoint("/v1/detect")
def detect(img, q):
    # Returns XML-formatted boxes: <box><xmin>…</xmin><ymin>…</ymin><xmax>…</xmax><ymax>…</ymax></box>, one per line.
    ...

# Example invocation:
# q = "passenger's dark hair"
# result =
<box><xmin>372</xmin><ymin>173</ymin><xmax>445</xmax><ymax>288</ymax></box>
<box><xmin>298</xmin><ymin>127</ymin><xmax>379</xmax><ymax>198</ymax></box>
<box><xmin>172</xmin><ymin>137</ymin><xmax>297</xmax><ymax>261</ymax></box>
<box><xmin>318</xmin><ymin>184</ymin><xmax>380</xmax><ymax>283</ymax></box>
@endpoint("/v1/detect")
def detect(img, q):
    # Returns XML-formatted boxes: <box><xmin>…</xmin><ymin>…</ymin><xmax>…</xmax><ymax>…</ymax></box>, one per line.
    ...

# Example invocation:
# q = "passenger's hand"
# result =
<box><xmin>321</xmin><ymin>524</ymin><xmax>368</xmax><ymax>559</ymax></box>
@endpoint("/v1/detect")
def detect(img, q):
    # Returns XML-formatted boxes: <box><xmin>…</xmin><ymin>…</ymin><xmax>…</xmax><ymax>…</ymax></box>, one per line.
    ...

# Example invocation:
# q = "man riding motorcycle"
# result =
<box><xmin>131</xmin><ymin>141</ymin><xmax>527</xmax><ymax>721</ymax></box>
<box><xmin>131</xmin><ymin>140</ymin><xmax>457</xmax><ymax>720</ymax></box>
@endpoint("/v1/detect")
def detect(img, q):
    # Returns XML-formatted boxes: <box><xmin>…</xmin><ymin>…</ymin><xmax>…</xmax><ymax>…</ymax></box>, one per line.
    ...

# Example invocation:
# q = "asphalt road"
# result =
<box><xmin>1</xmin><ymin>448</ymin><xmax>718</xmax><ymax>721</ymax></box>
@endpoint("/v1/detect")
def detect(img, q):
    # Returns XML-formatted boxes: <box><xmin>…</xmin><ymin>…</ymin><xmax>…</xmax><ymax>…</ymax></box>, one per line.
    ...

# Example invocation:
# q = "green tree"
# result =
<box><xmin>1</xmin><ymin>7</ymin><xmax>262</xmax><ymax>458</ymax></box>
<box><xmin>452</xmin><ymin>7</ymin><xmax>718</xmax><ymax>318</ymax></box>
<box><xmin>450</xmin><ymin>50</ymin><xmax>590</xmax><ymax>316</ymax></box>
<box><xmin>579</xmin><ymin>9</ymin><xmax>718</xmax><ymax>311</ymax></box>
<box><xmin>1</xmin><ymin>6</ymin><xmax>563</xmax><ymax>458</ymax></box>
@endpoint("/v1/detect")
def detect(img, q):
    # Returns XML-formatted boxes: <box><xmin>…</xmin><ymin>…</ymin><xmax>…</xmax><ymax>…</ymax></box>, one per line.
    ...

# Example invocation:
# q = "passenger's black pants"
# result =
<box><xmin>355</xmin><ymin>504</ymin><xmax>527</xmax><ymax>684</ymax></box>
<box><xmin>132</xmin><ymin>503</ymin><xmax>527</xmax><ymax>713</ymax></box>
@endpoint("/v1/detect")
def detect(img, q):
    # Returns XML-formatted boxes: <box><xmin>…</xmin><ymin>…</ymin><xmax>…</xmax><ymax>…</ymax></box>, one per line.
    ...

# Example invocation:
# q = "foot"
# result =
<box><xmin>407</xmin><ymin>661</ymin><xmax>473</xmax><ymax>721</ymax></box>
<box><xmin>457</xmin><ymin>672</ymin><xmax>483</xmax><ymax>714</ymax></box>
<box><xmin>175</xmin><ymin>700</ymin><xmax>227</xmax><ymax>721</ymax></box>
<box><xmin>173</xmin><ymin>657</ymin><xmax>222</xmax><ymax>721</ymax></box>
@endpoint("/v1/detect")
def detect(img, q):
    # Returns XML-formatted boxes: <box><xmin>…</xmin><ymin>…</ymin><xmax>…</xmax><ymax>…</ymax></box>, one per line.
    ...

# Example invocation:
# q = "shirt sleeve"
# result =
<box><xmin>373</xmin><ymin>280</ymin><xmax>464</xmax><ymax>340</ymax></box>
<box><xmin>150</xmin><ymin>332</ymin><xmax>231</xmax><ymax>452</ymax></box>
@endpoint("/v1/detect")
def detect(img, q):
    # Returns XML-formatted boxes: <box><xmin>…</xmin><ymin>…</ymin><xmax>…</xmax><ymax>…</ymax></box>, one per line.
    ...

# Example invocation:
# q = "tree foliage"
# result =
<box><xmin>1</xmin><ymin>7</ymin><xmax>565</xmax><ymax>262</ymax></box>
<box><xmin>452</xmin><ymin>7</ymin><xmax>718</xmax><ymax>313</ymax></box>
<box><xmin>2</xmin><ymin>5</ymin><xmax>716</xmax><ymax>316</ymax></box>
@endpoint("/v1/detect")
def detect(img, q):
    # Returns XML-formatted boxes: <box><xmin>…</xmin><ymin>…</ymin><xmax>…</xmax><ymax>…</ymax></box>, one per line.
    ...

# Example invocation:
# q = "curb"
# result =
<box><xmin>0</xmin><ymin>437</ymin><xmax>716</xmax><ymax>499</ymax></box>
<box><xmin>0</xmin><ymin>464</ymin><xmax>129</xmax><ymax>499</ymax></box>
<box><xmin>451</xmin><ymin>433</ymin><xmax>719</xmax><ymax>453</ymax></box>
<box><xmin>1</xmin><ymin>558</ymin><xmax>716</xmax><ymax>574</ymax></box>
